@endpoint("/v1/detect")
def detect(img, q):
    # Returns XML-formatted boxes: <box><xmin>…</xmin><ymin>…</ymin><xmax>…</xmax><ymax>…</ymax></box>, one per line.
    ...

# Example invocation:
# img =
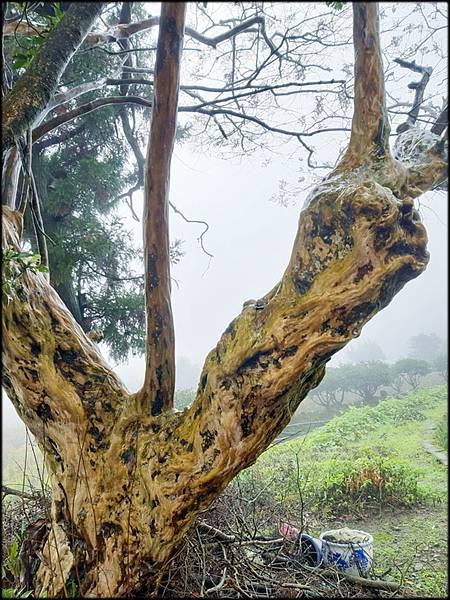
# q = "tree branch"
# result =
<box><xmin>2</xmin><ymin>2</ymin><xmax>105</xmax><ymax>156</ymax></box>
<box><xmin>1</xmin><ymin>146</ymin><xmax>21</xmax><ymax>208</ymax></box>
<box><xmin>137</xmin><ymin>2</ymin><xmax>186</xmax><ymax>416</ymax></box>
<box><xmin>2</xmin><ymin>205</ymin><xmax>129</xmax><ymax>456</ymax></box>
<box><xmin>398</xmin><ymin>133</ymin><xmax>448</xmax><ymax>197</ymax></box>
<box><xmin>34</xmin><ymin>124</ymin><xmax>86</xmax><ymax>151</ymax></box>
<box><xmin>88</xmin><ymin>14</ymin><xmax>265</xmax><ymax>49</ymax></box>
<box><xmin>180</xmin><ymin>106</ymin><xmax>349</xmax><ymax>140</ymax></box>
<box><xmin>336</xmin><ymin>2</ymin><xmax>390</xmax><ymax>169</ymax></box>
<box><xmin>32</xmin><ymin>96</ymin><xmax>152</xmax><ymax>142</ymax></box>
<box><xmin>431</xmin><ymin>102</ymin><xmax>448</xmax><ymax>136</ymax></box>
<box><xmin>2</xmin><ymin>485</ymin><xmax>36</xmax><ymax>500</ymax></box>
<box><xmin>5</xmin><ymin>13</ymin><xmax>273</xmax><ymax>53</ymax></box>
<box><xmin>169</xmin><ymin>149</ymin><xmax>429</xmax><ymax>534</ymax></box>
<box><xmin>394</xmin><ymin>58</ymin><xmax>433</xmax><ymax>133</ymax></box>
<box><xmin>37</xmin><ymin>78</ymin><xmax>108</xmax><ymax>123</ymax></box>
<box><xmin>169</xmin><ymin>201</ymin><xmax>213</xmax><ymax>259</ymax></box>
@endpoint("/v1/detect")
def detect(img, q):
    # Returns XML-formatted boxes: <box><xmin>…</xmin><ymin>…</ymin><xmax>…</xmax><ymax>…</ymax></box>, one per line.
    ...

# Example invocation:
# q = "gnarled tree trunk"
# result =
<box><xmin>1</xmin><ymin>2</ymin><xmax>447</xmax><ymax>597</ymax></box>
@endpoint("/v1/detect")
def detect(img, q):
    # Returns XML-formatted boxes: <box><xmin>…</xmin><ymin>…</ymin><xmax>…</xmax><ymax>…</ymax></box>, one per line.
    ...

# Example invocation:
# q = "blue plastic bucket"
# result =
<box><xmin>299</xmin><ymin>533</ymin><xmax>323</xmax><ymax>566</ymax></box>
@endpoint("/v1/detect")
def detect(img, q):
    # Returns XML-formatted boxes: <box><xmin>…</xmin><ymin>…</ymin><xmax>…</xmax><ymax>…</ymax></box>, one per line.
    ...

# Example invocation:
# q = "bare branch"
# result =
<box><xmin>32</xmin><ymin>96</ymin><xmax>152</xmax><ymax>142</ymax></box>
<box><xmin>180</xmin><ymin>106</ymin><xmax>349</xmax><ymax>140</ymax></box>
<box><xmin>34</xmin><ymin>124</ymin><xmax>86</xmax><ymax>151</ymax></box>
<box><xmin>394</xmin><ymin>58</ymin><xmax>433</xmax><ymax>133</ymax></box>
<box><xmin>431</xmin><ymin>102</ymin><xmax>448</xmax><ymax>136</ymax></box>
<box><xmin>39</xmin><ymin>78</ymin><xmax>108</xmax><ymax>122</ymax></box>
<box><xmin>4</xmin><ymin>13</ymin><xmax>276</xmax><ymax>55</ymax></box>
<box><xmin>117</xmin><ymin>105</ymin><xmax>145</xmax><ymax>205</ymax></box>
<box><xmin>169</xmin><ymin>201</ymin><xmax>213</xmax><ymax>259</ymax></box>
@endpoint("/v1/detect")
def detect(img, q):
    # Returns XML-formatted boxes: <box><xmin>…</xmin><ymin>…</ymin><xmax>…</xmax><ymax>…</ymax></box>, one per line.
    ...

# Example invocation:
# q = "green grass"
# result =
<box><xmin>236</xmin><ymin>385</ymin><xmax>448</xmax><ymax>597</ymax></box>
<box><xmin>247</xmin><ymin>385</ymin><xmax>447</xmax><ymax>511</ymax></box>
<box><xmin>368</xmin><ymin>507</ymin><xmax>448</xmax><ymax>597</ymax></box>
<box><xmin>434</xmin><ymin>412</ymin><xmax>448</xmax><ymax>451</ymax></box>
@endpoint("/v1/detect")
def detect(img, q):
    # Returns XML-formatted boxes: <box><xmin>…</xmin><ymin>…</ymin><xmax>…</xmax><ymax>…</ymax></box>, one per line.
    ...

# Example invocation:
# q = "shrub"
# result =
<box><xmin>251</xmin><ymin>449</ymin><xmax>443</xmax><ymax>516</ymax></box>
<box><xmin>250</xmin><ymin>386</ymin><xmax>448</xmax><ymax>514</ymax></box>
<box><xmin>301</xmin><ymin>451</ymin><xmax>442</xmax><ymax>514</ymax></box>
<box><xmin>435</xmin><ymin>414</ymin><xmax>448</xmax><ymax>450</ymax></box>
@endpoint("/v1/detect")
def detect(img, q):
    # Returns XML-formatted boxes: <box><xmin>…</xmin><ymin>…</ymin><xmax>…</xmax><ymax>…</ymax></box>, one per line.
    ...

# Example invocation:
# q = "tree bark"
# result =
<box><xmin>2</xmin><ymin>2</ymin><xmax>105</xmax><ymax>156</ymax></box>
<box><xmin>1</xmin><ymin>146</ymin><xmax>21</xmax><ymax>208</ymax></box>
<box><xmin>1</xmin><ymin>2</ymin><xmax>447</xmax><ymax>597</ymax></box>
<box><xmin>337</xmin><ymin>2</ymin><xmax>390</xmax><ymax>168</ymax></box>
<box><xmin>137</xmin><ymin>3</ymin><xmax>186</xmax><ymax>416</ymax></box>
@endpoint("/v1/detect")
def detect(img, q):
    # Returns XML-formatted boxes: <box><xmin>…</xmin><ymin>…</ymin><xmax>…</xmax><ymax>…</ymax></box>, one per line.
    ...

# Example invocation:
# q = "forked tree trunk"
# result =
<box><xmin>1</xmin><ymin>2</ymin><xmax>447</xmax><ymax>597</ymax></box>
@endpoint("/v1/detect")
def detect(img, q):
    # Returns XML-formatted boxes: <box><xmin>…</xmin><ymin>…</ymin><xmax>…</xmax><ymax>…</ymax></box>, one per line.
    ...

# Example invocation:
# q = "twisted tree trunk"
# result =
<box><xmin>1</xmin><ymin>2</ymin><xmax>447</xmax><ymax>597</ymax></box>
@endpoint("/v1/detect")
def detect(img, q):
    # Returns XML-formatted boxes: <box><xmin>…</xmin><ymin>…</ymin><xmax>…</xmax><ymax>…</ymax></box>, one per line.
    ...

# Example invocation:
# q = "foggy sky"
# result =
<box><xmin>3</xmin><ymin>143</ymin><xmax>446</xmax><ymax>428</ymax></box>
<box><xmin>2</xmin><ymin>3</ymin><xmax>448</xmax><ymax>427</ymax></box>
<box><xmin>112</xmin><ymin>149</ymin><xmax>448</xmax><ymax>394</ymax></box>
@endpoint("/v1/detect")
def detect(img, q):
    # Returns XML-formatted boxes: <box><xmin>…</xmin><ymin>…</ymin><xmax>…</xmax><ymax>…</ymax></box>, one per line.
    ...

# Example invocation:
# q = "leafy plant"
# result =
<box><xmin>2</xmin><ymin>541</ymin><xmax>21</xmax><ymax>580</ymax></box>
<box><xmin>313</xmin><ymin>451</ymin><xmax>435</xmax><ymax>512</ymax></box>
<box><xmin>1</xmin><ymin>590</ymin><xmax>33</xmax><ymax>599</ymax></box>
<box><xmin>2</xmin><ymin>249</ymin><xmax>48</xmax><ymax>304</ymax></box>
<box><xmin>326</xmin><ymin>1</ymin><xmax>346</xmax><ymax>10</ymax></box>
<box><xmin>12</xmin><ymin>3</ymin><xmax>65</xmax><ymax>70</ymax></box>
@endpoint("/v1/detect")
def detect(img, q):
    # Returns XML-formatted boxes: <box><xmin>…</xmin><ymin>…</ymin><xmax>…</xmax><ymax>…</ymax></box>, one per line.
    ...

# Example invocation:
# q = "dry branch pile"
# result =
<box><xmin>157</xmin><ymin>486</ymin><xmax>406</xmax><ymax>598</ymax></box>
<box><xmin>2</xmin><ymin>483</ymin><xmax>408</xmax><ymax>598</ymax></box>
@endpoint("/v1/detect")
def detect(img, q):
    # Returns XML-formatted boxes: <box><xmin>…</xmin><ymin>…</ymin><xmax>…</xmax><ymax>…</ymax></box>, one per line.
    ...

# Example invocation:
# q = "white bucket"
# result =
<box><xmin>319</xmin><ymin>528</ymin><xmax>373</xmax><ymax>576</ymax></box>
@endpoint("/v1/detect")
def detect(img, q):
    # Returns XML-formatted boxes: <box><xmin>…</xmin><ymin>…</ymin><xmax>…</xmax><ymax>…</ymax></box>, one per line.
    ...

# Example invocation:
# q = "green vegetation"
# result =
<box><xmin>2</xmin><ymin>250</ymin><xmax>48</xmax><ymax>305</ymax></box>
<box><xmin>435</xmin><ymin>414</ymin><xmax>448</xmax><ymax>450</ymax></box>
<box><xmin>234</xmin><ymin>385</ymin><xmax>448</xmax><ymax>596</ymax></box>
<box><xmin>249</xmin><ymin>386</ymin><xmax>447</xmax><ymax>512</ymax></box>
<box><xmin>367</xmin><ymin>507</ymin><xmax>448</xmax><ymax>597</ymax></box>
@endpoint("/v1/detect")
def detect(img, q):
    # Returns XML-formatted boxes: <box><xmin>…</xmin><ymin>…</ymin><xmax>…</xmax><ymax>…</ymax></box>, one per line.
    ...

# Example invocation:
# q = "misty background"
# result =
<box><xmin>2</xmin><ymin>2</ymin><xmax>448</xmax><ymax>428</ymax></box>
<box><xmin>3</xmin><ymin>146</ymin><xmax>447</xmax><ymax>428</ymax></box>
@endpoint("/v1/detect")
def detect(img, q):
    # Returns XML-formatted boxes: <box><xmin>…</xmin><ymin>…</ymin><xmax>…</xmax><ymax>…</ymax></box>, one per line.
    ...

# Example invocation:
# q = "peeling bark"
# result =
<box><xmin>1</xmin><ymin>2</ymin><xmax>446</xmax><ymax>597</ymax></box>
<box><xmin>337</xmin><ymin>3</ymin><xmax>390</xmax><ymax>168</ymax></box>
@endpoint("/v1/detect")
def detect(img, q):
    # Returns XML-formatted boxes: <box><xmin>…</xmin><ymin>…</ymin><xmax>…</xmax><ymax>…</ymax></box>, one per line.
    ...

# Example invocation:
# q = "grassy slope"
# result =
<box><xmin>243</xmin><ymin>385</ymin><xmax>448</xmax><ymax>597</ymax></box>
